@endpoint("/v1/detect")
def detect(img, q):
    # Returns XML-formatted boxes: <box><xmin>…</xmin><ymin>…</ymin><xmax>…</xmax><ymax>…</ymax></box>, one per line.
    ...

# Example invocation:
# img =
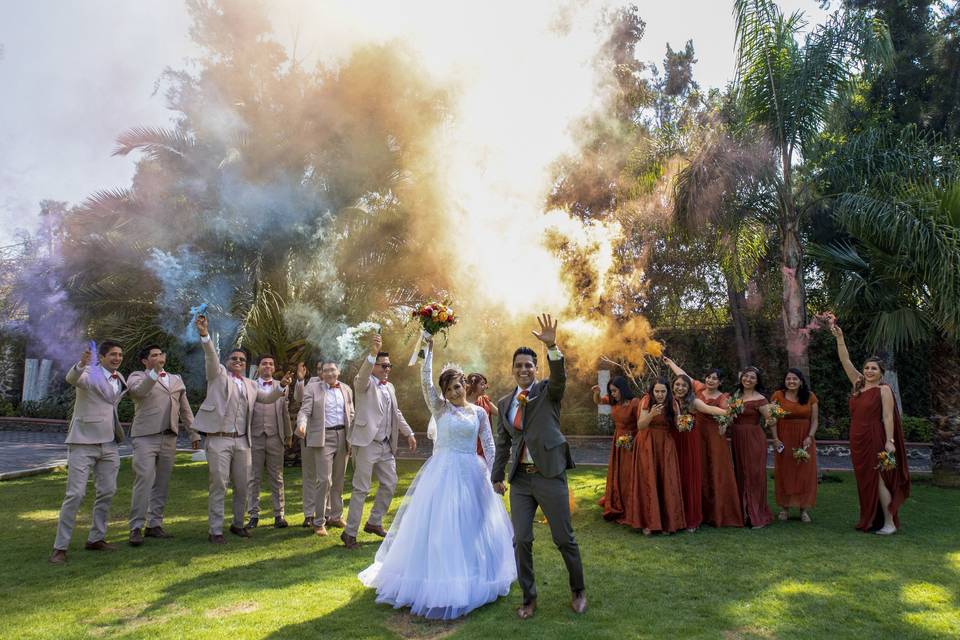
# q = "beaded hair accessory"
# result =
<box><xmin>439</xmin><ymin>362</ymin><xmax>464</xmax><ymax>377</ymax></box>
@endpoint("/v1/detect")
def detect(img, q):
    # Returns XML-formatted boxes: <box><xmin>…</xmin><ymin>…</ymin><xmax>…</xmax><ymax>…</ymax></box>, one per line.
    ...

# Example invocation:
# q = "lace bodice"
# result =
<box><xmin>422</xmin><ymin>345</ymin><xmax>495</xmax><ymax>469</ymax></box>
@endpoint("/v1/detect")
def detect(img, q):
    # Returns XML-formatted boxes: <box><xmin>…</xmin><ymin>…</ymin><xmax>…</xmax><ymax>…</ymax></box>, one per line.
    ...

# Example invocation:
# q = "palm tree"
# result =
<box><xmin>810</xmin><ymin>127</ymin><xmax>960</xmax><ymax>486</ymax></box>
<box><xmin>732</xmin><ymin>0</ymin><xmax>892</xmax><ymax>374</ymax></box>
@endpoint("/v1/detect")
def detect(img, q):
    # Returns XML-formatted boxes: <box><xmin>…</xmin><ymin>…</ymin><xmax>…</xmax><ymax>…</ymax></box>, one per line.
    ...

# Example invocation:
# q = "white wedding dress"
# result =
<box><xmin>357</xmin><ymin>346</ymin><xmax>516</xmax><ymax>619</ymax></box>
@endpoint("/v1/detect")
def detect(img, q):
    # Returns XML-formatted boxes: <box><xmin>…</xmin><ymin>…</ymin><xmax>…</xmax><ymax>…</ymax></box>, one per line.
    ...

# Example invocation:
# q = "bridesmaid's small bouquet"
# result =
<box><xmin>792</xmin><ymin>447</ymin><xmax>811</xmax><ymax>463</ymax></box>
<box><xmin>715</xmin><ymin>414</ymin><xmax>733</xmax><ymax>431</ymax></box>
<box><xmin>408</xmin><ymin>300</ymin><xmax>458</xmax><ymax>365</ymax></box>
<box><xmin>677</xmin><ymin>414</ymin><xmax>695</xmax><ymax>432</ymax></box>
<box><xmin>876</xmin><ymin>451</ymin><xmax>897</xmax><ymax>471</ymax></box>
<box><xmin>727</xmin><ymin>396</ymin><xmax>745</xmax><ymax>418</ymax></box>
<box><xmin>768</xmin><ymin>401</ymin><xmax>789</xmax><ymax>421</ymax></box>
<box><xmin>615</xmin><ymin>434</ymin><xmax>634</xmax><ymax>450</ymax></box>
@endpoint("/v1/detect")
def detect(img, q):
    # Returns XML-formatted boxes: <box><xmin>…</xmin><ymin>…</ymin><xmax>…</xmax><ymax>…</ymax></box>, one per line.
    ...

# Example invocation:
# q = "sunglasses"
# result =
<box><xmin>228</xmin><ymin>356</ymin><xmax>247</xmax><ymax>363</ymax></box>
<box><xmin>376</xmin><ymin>363</ymin><xmax>393</xmax><ymax>369</ymax></box>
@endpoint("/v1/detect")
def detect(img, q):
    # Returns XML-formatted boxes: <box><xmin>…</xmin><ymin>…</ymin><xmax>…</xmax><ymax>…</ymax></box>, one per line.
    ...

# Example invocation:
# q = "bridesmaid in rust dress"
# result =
<box><xmin>665</xmin><ymin>359</ymin><xmax>743</xmax><ymax>528</ymax></box>
<box><xmin>466</xmin><ymin>373</ymin><xmax>498</xmax><ymax>456</ymax></box>
<box><xmin>730</xmin><ymin>367</ymin><xmax>774</xmax><ymax>529</ymax></box>
<box><xmin>592</xmin><ymin>376</ymin><xmax>639</xmax><ymax>521</ymax></box>
<box><xmin>770</xmin><ymin>369</ymin><xmax>819</xmax><ymax>523</ymax></box>
<box><xmin>832</xmin><ymin>325</ymin><xmax>910</xmax><ymax>534</ymax></box>
<box><xmin>621</xmin><ymin>379</ymin><xmax>686</xmax><ymax>534</ymax></box>
<box><xmin>669</xmin><ymin>373</ymin><xmax>729</xmax><ymax>532</ymax></box>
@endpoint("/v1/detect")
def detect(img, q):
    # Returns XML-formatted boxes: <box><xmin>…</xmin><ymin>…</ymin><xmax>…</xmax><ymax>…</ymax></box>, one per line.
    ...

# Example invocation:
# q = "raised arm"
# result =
<box><xmin>637</xmin><ymin>397</ymin><xmax>663</xmax><ymax>429</ymax></box>
<box><xmin>354</xmin><ymin>333</ymin><xmax>380</xmax><ymax>393</ymax></box>
<box><xmin>663</xmin><ymin>356</ymin><xmax>690</xmax><ymax>380</ymax></box>
<box><xmin>831</xmin><ymin>325</ymin><xmax>861</xmax><ymax>386</ymax></box>
<box><xmin>420</xmin><ymin>337</ymin><xmax>444</xmax><ymax>416</ymax></box>
<box><xmin>126</xmin><ymin>371</ymin><xmax>158</xmax><ymax>400</ymax></box>
<box><xmin>531</xmin><ymin>314</ymin><xmax>565</xmax><ymax>401</ymax></box>
<box><xmin>195</xmin><ymin>316</ymin><xmax>223</xmax><ymax>382</ymax></box>
<box><xmin>65</xmin><ymin>348</ymin><xmax>96</xmax><ymax>390</ymax></box>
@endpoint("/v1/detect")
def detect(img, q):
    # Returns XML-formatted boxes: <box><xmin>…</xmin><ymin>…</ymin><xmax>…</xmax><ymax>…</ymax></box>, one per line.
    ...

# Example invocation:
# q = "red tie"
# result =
<box><xmin>379</xmin><ymin>380</ymin><xmax>388</xmax><ymax>386</ymax></box>
<box><xmin>330</xmin><ymin>383</ymin><xmax>341</xmax><ymax>389</ymax></box>
<box><xmin>262</xmin><ymin>380</ymin><xmax>273</xmax><ymax>386</ymax></box>
<box><xmin>110</xmin><ymin>373</ymin><xmax>119</xmax><ymax>380</ymax></box>
<box><xmin>512</xmin><ymin>390</ymin><xmax>528</xmax><ymax>430</ymax></box>
<box><xmin>158</xmin><ymin>372</ymin><xmax>167</xmax><ymax>378</ymax></box>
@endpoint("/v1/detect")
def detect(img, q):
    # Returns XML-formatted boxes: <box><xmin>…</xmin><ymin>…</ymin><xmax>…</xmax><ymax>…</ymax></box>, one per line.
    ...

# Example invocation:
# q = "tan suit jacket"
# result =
<box><xmin>350</xmin><ymin>357</ymin><xmax>412</xmax><ymax>452</ymax></box>
<box><xmin>126</xmin><ymin>370</ymin><xmax>199</xmax><ymax>441</ymax></box>
<box><xmin>64</xmin><ymin>364</ymin><xmax>126</xmax><ymax>445</ymax></box>
<box><xmin>297</xmin><ymin>380</ymin><xmax>355</xmax><ymax>447</ymax></box>
<box><xmin>192</xmin><ymin>337</ymin><xmax>285</xmax><ymax>445</ymax></box>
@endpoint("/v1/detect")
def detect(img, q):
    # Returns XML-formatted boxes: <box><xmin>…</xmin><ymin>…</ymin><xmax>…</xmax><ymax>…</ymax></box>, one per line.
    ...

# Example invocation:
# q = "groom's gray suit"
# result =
<box><xmin>491</xmin><ymin>351</ymin><xmax>584</xmax><ymax>603</ymax></box>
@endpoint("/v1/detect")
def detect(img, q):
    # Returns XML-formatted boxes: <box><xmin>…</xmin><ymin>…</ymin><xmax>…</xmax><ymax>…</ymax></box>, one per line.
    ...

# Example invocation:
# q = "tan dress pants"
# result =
<box><xmin>248</xmin><ymin>433</ymin><xmax>285</xmax><ymax>518</ymax></box>
<box><xmin>205</xmin><ymin>435</ymin><xmax>250</xmax><ymax>535</ymax></box>
<box><xmin>54</xmin><ymin>442</ymin><xmax>119</xmax><ymax>550</ymax></box>
<box><xmin>129</xmin><ymin>432</ymin><xmax>178</xmax><ymax>530</ymax></box>
<box><xmin>345</xmin><ymin>439</ymin><xmax>397</xmax><ymax>537</ymax></box>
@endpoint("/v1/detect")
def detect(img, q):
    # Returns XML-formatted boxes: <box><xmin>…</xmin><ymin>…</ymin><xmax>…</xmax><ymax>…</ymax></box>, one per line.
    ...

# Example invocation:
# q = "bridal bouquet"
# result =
<box><xmin>408</xmin><ymin>301</ymin><xmax>458</xmax><ymax>365</ymax></box>
<box><xmin>792</xmin><ymin>447</ymin><xmax>811</xmax><ymax>463</ymax></box>
<box><xmin>876</xmin><ymin>451</ymin><xmax>897</xmax><ymax>471</ymax></box>
<box><xmin>615</xmin><ymin>434</ymin><xmax>634</xmax><ymax>450</ymax></box>
<box><xmin>677</xmin><ymin>414</ymin><xmax>695</xmax><ymax>432</ymax></box>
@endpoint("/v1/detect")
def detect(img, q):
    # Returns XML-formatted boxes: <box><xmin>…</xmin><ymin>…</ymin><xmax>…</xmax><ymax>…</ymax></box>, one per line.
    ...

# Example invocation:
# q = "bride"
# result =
<box><xmin>357</xmin><ymin>333</ymin><xmax>516</xmax><ymax>619</ymax></box>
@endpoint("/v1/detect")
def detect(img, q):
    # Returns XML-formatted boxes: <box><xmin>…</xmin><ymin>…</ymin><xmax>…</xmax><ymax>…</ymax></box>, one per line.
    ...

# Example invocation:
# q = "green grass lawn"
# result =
<box><xmin>2</xmin><ymin>457</ymin><xmax>959</xmax><ymax>640</ymax></box>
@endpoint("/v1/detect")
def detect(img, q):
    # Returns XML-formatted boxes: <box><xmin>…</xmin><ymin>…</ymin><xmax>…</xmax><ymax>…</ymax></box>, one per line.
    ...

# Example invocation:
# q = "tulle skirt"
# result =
<box><xmin>358</xmin><ymin>449</ymin><xmax>516</xmax><ymax>619</ymax></box>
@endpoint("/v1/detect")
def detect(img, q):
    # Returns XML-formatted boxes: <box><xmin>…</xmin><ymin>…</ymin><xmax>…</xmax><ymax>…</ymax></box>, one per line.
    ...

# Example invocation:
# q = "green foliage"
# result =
<box><xmin>0</xmin><ymin>397</ymin><xmax>17</xmax><ymax>417</ymax></box>
<box><xmin>18</xmin><ymin>388</ymin><xmax>75</xmax><ymax>420</ymax></box>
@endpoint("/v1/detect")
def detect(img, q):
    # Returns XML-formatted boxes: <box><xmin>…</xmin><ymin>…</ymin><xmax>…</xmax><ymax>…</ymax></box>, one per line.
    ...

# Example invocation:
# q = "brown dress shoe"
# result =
<box><xmin>340</xmin><ymin>532</ymin><xmax>360</xmax><ymax>549</ymax></box>
<box><xmin>129</xmin><ymin>528</ymin><xmax>144</xmax><ymax>547</ymax></box>
<box><xmin>363</xmin><ymin>522</ymin><xmax>388</xmax><ymax>537</ymax></box>
<box><xmin>302</xmin><ymin>516</ymin><xmax>315</xmax><ymax>528</ymax></box>
<box><xmin>325</xmin><ymin>517</ymin><xmax>346</xmax><ymax>529</ymax></box>
<box><xmin>48</xmin><ymin>549</ymin><xmax>67</xmax><ymax>564</ymax></box>
<box><xmin>144</xmin><ymin>526</ymin><xmax>173</xmax><ymax>539</ymax></box>
<box><xmin>517</xmin><ymin>598</ymin><xmax>537</xmax><ymax>619</ymax></box>
<box><xmin>84</xmin><ymin>539</ymin><xmax>116</xmax><ymax>551</ymax></box>
<box><xmin>314</xmin><ymin>524</ymin><xmax>329</xmax><ymax>537</ymax></box>
<box><xmin>571</xmin><ymin>590</ymin><xmax>587</xmax><ymax>614</ymax></box>
<box><xmin>208</xmin><ymin>534</ymin><xmax>227</xmax><ymax>544</ymax></box>
<box><xmin>229</xmin><ymin>525</ymin><xmax>251</xmax><ymax>538</ymax></box>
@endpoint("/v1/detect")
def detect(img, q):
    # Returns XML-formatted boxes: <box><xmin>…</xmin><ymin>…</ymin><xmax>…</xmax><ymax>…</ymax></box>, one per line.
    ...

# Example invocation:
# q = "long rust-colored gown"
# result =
<box><xmin>731</xmin><ymin>397</ymin><xmax>773</xmax><ymax>528</ymax></box>
<box><xmin>620</xmin><ymin>396</ymin><xmax>686</xmax><ymax>533</ymax></box>
<box><xmin>695</xmin><ymin>384</ymin><xmax>743</xmax><ymax>528</ymax></box>
<box><xmin>671</xmin><ymin>400</ymin><xmax>703</xmax><ymax>529</ymax></box>
<box><xmin>849</xmin><ymin>386</ymin><xmax>911</xmax><ymax>531</ymax></box>
<box><xmin>474</xmin><ymin>395</ymin><xmax>494</xmax><ymax>456</ymax></box>
<box><xmin>771</xmin><ymin>390</ymin><xmax>819</xmax><ymax>509</ymax></box>
<box><xmin>601</xmin><ymin>397</ymin><xmax>640</xmax><ymax>521</ymax></box>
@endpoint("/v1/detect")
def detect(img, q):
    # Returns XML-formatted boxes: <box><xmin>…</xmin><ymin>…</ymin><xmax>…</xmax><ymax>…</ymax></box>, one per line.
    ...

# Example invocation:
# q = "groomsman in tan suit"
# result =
<box><xmin>246</xmin><ymin>354</ymin><xmax>294</xmax><ymax>529</ymax></box>
<box><xmin>341</xmin><ymin>334</ymin><xmax>416</xmax><ymax>549</ymax></box>
<box><xmin>193</xmin><ymin>315</ymin><xmax>292</xmax><ymax>544</ymax></box>
<box><xmin>49</xmin><ymin>341</ymin><xmax>127</xmax><ymax>564</ymax></box>
<box><xmin>125</xmin><ymin>344</ymin><xmax>199</xmax><ymax>546</ymax></box>
<box><xmin>296</xmin><ymin>360</ymin><xmax>354</xmax><ymax>537</ymax></box>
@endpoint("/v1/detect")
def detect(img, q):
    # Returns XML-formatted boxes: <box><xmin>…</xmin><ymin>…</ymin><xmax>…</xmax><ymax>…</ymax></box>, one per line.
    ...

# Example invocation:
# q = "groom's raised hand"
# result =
<box><xmin>531</xmin><ymin>313</ymin><xmax>557</xmax><ymax>347</ymax></box>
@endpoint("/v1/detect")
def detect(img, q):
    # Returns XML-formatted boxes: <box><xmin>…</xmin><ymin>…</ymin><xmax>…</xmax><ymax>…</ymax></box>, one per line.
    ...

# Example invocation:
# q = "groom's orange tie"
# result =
<box><xmin>512</xmin><ymin>390</ymin><xmax>528</xmax><ymax>430</ymax></box>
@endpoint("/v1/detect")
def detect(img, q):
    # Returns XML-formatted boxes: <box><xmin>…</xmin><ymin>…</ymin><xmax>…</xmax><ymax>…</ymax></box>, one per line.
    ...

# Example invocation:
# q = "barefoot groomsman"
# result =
<box><xmin>492</xmin><ymin>314</ymin><xmax>586</xmax><ymax>618</ymax></box>
<box><xmin>246</xmin><ymin>354</ymin><xmax>294</xmax><ymax>529</ymax></box>
<box><xmin>192</xmin><ymin>315</ymin><xmax>292</xmax><ymax>544</ymax></box>
<box><xmin>49</xmin><ymin>341</ymin><xmax>127</xmax><ymax>564</ymax></box>
<box><xmin>296</xmin><ymin>360</ymin><xmax>354</xmax><ymax>537</ymax></box>
<box><xmin>126</xmin><ymin>345</ymin><xmax>199</xmax><ymax>546</ymax></box>
<box><xmin>341</xmin><ymin>334</ymin><xmax>416</xmax><ymax>549</ymax></box>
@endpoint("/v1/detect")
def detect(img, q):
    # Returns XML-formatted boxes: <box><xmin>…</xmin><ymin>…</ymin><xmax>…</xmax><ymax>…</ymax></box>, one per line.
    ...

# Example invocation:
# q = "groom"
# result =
<box><xmin>491</xmin><ymin>314</ymin><xmax>586</xmax><ymax>618</ymax></box>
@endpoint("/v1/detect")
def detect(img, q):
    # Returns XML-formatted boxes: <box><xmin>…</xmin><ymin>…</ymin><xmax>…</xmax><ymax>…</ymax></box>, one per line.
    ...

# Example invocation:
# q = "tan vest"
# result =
<box><xmin>251</xmin><ymin>401</ymin><xmax>279</xmax><ymax>436</ymax></box>
<box><xmin>224</xmin><ymin>385</ymin><xmax>248</xmax><ymax>435</ymax></box>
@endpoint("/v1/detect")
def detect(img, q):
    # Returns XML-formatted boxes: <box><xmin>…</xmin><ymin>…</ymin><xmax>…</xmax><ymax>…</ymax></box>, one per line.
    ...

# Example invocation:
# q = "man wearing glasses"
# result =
<box><xmin>341</xmin><ymin>333</ymin><xmax>416</xmax><ymax>549</ymax></box>
<box><xmin>193</xmin><ymin>315</ymin><xmax>292</xmax><ymax>544</ymax></box>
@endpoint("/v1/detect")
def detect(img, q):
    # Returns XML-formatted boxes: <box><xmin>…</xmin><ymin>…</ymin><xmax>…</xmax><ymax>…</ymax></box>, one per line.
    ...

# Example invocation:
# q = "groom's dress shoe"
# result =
<box><xmin>516</xmin><ymin>599</ymin><xmax>537</xmax><ymax>620</ymax></box>
<box><xmin>571</xmin><ymin>590</ymin><xmax>587</xmax><ymax>614</ymax></box>
<box><xmin>363</xmin><ymin>522</ymin><xmax>388</xmax><ymax>537</ymax></box>
<box><xmin>340</xmin><ymin>532</ymin><xmax>360</xmax><ymax>550</ymax></box>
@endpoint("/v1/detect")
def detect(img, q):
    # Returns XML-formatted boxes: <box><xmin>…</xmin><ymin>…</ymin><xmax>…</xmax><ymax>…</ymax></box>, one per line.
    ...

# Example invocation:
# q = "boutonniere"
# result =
<box><xmin>518</xmin><ymin>394</ymin><xmax>529</xmax><ymax>407</ymax></box>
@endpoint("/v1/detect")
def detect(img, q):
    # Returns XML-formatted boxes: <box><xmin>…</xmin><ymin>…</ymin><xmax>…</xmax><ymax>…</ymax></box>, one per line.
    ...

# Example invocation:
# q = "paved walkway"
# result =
<box><xmin>0</xmin><ymin>423</ymin><xmax>931</xmax><ymax>478</ymax></box>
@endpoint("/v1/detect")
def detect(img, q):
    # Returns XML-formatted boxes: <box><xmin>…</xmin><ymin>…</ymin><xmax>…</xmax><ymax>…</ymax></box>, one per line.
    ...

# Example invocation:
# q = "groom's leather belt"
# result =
<box><xmin>519</xmin><ymin>463</ymin><xmax>540</xmax><ymax>474</ymax></box>
<box><xmin>325</xmin><ymin>425</ymin><xmax>345</xmax><ymax>431</ymax></box>
<box><xmin>207</xmin><ymin>432</ymin><xmax>243</xmax><ymax>438</ymax></box>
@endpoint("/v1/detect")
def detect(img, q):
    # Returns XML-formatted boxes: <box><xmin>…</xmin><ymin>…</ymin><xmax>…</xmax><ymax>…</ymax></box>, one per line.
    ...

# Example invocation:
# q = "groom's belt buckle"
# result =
<box><xmin>520</xmin><ymin>463</ymin><xmax>539</xmax><ymax>474</ymax></box>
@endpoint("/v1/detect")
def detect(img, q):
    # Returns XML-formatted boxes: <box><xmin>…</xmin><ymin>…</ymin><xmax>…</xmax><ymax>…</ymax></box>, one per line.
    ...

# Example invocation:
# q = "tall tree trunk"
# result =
<box><xmin>931</xmin><ymin>337</ymin><xmax>960</xmax><ymax>488</ymax></box>
<box><xmin>780</xmin><ymin>220</ymin><xmax>809</xmax><ymax>377</ymax></box>
<box><xmin>876</xmin><ymin>345</ymin><xmax>903</xmax><ymax>413</ymax></box>
<box><xmin>726</xmin><ymin>279</ymin><xmax>753</xmax><ymax>371</ymax></box>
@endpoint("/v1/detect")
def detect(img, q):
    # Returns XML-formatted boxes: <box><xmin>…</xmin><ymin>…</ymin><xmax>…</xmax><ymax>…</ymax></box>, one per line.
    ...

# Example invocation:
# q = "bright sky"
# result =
<box><xmin>0</xmin><ymin>0</ymin><xmax>828</xmax><ymax>242</ymax></box>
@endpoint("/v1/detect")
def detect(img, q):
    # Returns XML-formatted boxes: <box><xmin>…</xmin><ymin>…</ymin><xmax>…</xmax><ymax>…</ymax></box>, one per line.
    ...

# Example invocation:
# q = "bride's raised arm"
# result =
<box><xmin>420</xmin><ymin>335</ymin><xmax>444</xmax><ymax>417</ymax></box>
<box><xmin>478</xmin><ymin>406</ymin><xmax>495</xmax><ymax>472</ymax></box>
